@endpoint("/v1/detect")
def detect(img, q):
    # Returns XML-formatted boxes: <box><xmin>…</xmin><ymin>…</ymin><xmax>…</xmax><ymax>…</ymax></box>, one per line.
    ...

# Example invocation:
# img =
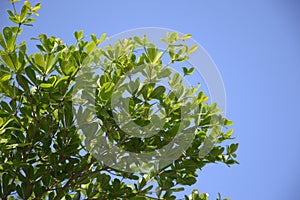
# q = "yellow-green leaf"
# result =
<box><xmin>187</xmin><ymin>45</ymin><xmax>198</xmax><ymax>54</ymax></box>
<box><xmin>180</xmin><ymin>33</ymin><xmax>192</xmax><ymax>41</ymax></box>
<box><xmin>86</xmin><ymin>42</ymin><xmax>96</xmax><ymax>54</ymax></box>
<box><xmin>34</xmin><ymin>53</ymin><xmax>45</xmax><ymax>71</ymax></box>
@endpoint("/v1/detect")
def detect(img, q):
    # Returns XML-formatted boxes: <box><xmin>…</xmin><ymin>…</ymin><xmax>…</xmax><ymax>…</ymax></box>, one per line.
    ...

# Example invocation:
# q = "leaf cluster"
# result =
<box><xmin>0</xmin><ymin>1</ymin><xmax>238</xmax><ymax>199</ymax></box>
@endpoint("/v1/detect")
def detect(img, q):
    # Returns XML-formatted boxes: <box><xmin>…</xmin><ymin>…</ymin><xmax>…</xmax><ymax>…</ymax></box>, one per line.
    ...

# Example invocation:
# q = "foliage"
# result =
<box><xmin>0</xmin><ymin>1</ymin><xmax>238</xmax><ymax>199</ymax></box>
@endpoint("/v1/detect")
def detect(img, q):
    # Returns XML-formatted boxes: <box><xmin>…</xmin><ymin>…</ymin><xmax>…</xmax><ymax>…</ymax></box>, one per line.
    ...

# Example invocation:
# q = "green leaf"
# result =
<box><xmin>98</xmin><ymin>33</ymin><xmax>107</xmax><ymax>44</ymax></box>
<box><xmin>2</xmin><ymin>173</ymin><xmax>10</xmax><ymax>195</ymax></box>
<box><xmin>24</xmin><ymin>17</ymin><xmax>35</xmax><ymax>25</ymax></box>
<box><xmin>86</xmin><ymin>42</ymin><xmax>96</xmax><ymax>54</ymax></box>
<box><xmin>0</xmin><ymin>101</ymin><xmax>12</xmax><ymax>113</ymax></box>
<box><xmin>0</xmin><ymin>119</ymin><xmax>14</xmax><ymax>135</ymax></box>
<box><xmin>228</xmin><ymin>143</ymin><xmax>239</xmax><ymax>154</ymax></box>
<box><xmin>138</xmin><ymin>177</ymin><xmax>147</xmax><ymax>190</ymax></box>
<box><xmin>20</xmin><ymin>5</ymin><xmax>28</xmax><ymax>22</ymax></box>
<box><xmin>11</xmin><ymin>26</ymin><xmax>23</xmax><ymax>35</ymax></box>
<box><xmin>3</xmin><ymin>27</ymin><xmax>14</xmax><ymax>51</ymax></box>
<box><xmin>183</xmin><ymin>67</ymin><xmax>188</xmax><ymax>75</ymax></box>
<box><xmin>177</xmin><ymin>46</ymin><xmax>187</xmax><ymax>57</ymax></box>
<box><xmin>169</xmin><ymin>72</ymin><xmax>181</xmax><ymax>87</ymax></box>
<box><xmin>150</xmin><ymin>86</ymin><xmax>165</xmax><ymax>98</ymax></box>
<box><xmin>178</xmin><ymin>176</ymin><xmax>197</xmax><ymax>186</ymax></box>
<box><xmin>134</xmin><ymin>36</ymin><xmax>143</xmax><ymax>45</ymax></box>
<box><xmin>188</xmin><ymin>45</ymin><xmax>198</xmax><ymax>54</ymax></box>
<box><xmin>40</xmin><ymin>83</ymin><xmax>53</xmax><ymax>89</ymax></box>
<box><xmin>45</xmin><ymin>53</ymin><xmax>55</xmax><ymax>74</ymax></box>
<box><xmin>160</xmin><ymin>37</ymin><xmax>168</xmax><ymax>44</ymax></box>
<box><xmin>16</xmin><ymin>185</ymin><xmax>24</xmax><ymax>198</ymax></box>
<box><xmin>32</xmin><ymin>3</ymin><xmax>41</xmax><ymax>12</ymax></box>
<box><xmin>54</xmin><ymin>76</ymin><xmax>69</xmax><ymax>89</ymax></box>
<box><xmin>223</xmin><ymin>129</ymin><xmax>233</xmax><ymax>139</ymax></box>
<box><xmin>171</xmin><ymin>187</ymin><xmax>185</xmax><ymax>192</ymax></box>
<box><xmin>100</xmin><ymin>82</ymin><xmax>115</xmax><ymax>102</ymax></box>
<box><xmin>183</xmin><ymin>67</ymin><xmax>195</xmax><ymax>76</ymax></box>
<box><xmin>60</xmin><ymin>60</ymin><xmax>75</xmax><ymax>76</ymax></box>
<box><xmin>224</xmin><ymin>119</ymin><xmax>234</xmax><ymax>126</ymax></box>
<box><xmin>158</xmin><ymin>67</ymin><xmax>172</xmax><ymax>78</ymax></box>
<box><xmin>91</xmin><ymin>33</ymin><xmax>97</xmax><ymax>42</ymax></box>
<box><xmin>33</xmin><ymin>182</ymin><xmax>45</xmax><ymax>197</ymax></box>
<box><xmin>175</xmin><ymin>55</ymin><xmax>188</xmax><ymax>62</ymax></box>
<box><xmin>153</xmin><ymin>51</ymin><xmax>163</xmax><ymax>64</ymax></box>
<box><xmin>0</xmin><ymin>33</ymin><xmax>6</xmax><ymax>48</ymax></box>
<box><xmin>168</xmin><ymin>32</ymin><xmax>179</xmax><ymax>43</ymax></box>
<box><xmin>1</xmin><ymin>54</ymin><xmax>16</xmax><ymax>71</ymax></box>
<box><xmin>64</xmin><ymin>101</ymin><xmax>73</xmax><ymax>127</ymax></box>
<box><xmin>146</xmin><ymin>46</ymin><xmax>158</xmax><ymax>63</ymax></box>
<box><xmin>74</xmin><ymin>30</ymin><xmax>84</xmax><ymax>41</ymax></box>
<box><xmin>17</xmin><ymin>74</ymin><xmax>30</xmax><ymax>92</ymax></box>
<box><xmin>0</xmin><ymin>72</ymin><xmax>11</xmax><ymax>82</ymax></box>
<box><xmin>180</xmin><ymin>33</ymin><xmax>192</xmax><ymax>41</ymax></box>
<box><xmin>24</xmin><ymin>1</ymin><xmax>31</xmax><ymax>8</ymax></box>
<box><xmin>34</xmin><ymin>53</ymin><xmax>46</xmax><ymax>73</ymax></box>
<box><xmin>7</xmin><ymin>10</ymin><xmax>14</xmax><ymax>17</ymax></box>
<box><xmin>188</xmin><ymin>67</ymin><xmax>195</xmax><ymax>74</ymax></box>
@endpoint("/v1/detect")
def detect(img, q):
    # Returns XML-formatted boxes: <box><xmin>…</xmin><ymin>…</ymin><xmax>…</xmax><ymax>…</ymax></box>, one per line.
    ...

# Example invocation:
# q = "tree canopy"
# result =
<box><xmin>0</xmin><ymin>1</ymin><xmax>238</xmax><ymax>199</ymax></box>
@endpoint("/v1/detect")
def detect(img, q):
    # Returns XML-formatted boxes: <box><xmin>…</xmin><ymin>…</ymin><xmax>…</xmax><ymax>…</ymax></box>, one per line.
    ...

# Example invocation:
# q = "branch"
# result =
<box><xmin>53</xmin><ymin>159</ymin><xmax>96</xmax><ymax>200</ymax></box>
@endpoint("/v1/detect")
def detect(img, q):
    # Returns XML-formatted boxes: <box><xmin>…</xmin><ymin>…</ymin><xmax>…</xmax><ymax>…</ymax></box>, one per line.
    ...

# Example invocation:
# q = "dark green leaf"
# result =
<box><xmin>150</xmin><ymin>86</ymin><xmax>165</xmax><ymax>98</ymax></box>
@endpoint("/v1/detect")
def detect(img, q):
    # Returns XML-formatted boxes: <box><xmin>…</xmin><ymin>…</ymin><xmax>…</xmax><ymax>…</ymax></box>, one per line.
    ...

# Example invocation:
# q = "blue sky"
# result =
<box><xmin>1</xmin><ymin>0</ymin><xmax>300</xmax><ymax>199</ymax></box>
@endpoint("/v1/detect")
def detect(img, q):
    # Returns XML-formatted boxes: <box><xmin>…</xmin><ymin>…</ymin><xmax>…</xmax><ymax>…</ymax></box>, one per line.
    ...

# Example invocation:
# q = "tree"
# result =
<box><xmin>0</xmin><ymin>1</ymin><xmax>238</xmax><ymax>199</ymax></box>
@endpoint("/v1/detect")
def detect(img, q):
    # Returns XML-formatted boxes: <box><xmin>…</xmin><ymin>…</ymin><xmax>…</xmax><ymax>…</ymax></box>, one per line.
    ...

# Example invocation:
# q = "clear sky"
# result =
<box><xmin>1</xmin><ymin>0</ymin><xmax>300</xmax><ymax>199</ymax></box>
